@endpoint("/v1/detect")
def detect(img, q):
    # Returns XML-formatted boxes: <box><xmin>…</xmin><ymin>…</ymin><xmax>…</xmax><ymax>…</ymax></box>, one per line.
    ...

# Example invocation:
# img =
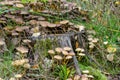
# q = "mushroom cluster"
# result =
<box><xmin>87</xmin><ymin>30</ymin><xmax>99</xmax><ymax>50</ymax></box>
<box><xmin>48</xmin><ymin>47</ymin><xmax>75</xmax><ymax>65</ymax></box>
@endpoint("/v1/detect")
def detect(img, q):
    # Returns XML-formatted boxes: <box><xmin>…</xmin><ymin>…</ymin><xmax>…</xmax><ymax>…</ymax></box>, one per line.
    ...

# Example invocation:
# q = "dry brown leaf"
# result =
<box><xmin>16</xmin><ymin>46</ymin><xmax>29</xmax><ymax>54</ymax></box>
<box><xmin>31</xmin><ymin>64</ymin><xmax>39</xmax><ymax>69</ymax></box>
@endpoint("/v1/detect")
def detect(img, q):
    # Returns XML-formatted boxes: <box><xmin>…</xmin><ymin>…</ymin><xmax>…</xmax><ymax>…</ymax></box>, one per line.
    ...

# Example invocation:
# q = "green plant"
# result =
<box><xmin>21</xmin><ymin>0</ymin><xmax>36</xmax><ymax>3</ymax></box>
<box><xmin>79</xmin><ymin>64</ymin><xmax>107</xmax><ymax>80</ymax></box>
<box><xmin>21</xmin><ymin>0</ymin><xmax>48</xmax><ymax>3</ymax></box>
<box><xmin>54</xmin><ymin>65</ymin><xmax>74</xmax><ymax>80</ymax></box>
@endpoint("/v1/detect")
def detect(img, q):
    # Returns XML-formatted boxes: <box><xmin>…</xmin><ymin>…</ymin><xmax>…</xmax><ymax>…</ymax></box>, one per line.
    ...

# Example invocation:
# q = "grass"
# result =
<box><xmin>70</xmin><ymin>0</ymin><xmax>120</xmax><ymax>75</ymax></box>
<box><xmin>79</xmin><ymin>64</ymin><xmax>107</xmax><ymax>80</ymax></box>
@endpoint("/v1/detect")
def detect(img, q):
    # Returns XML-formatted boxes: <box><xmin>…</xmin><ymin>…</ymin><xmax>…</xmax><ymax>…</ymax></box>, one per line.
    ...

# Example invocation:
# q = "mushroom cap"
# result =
<box><xmin>65</xmin><ymin>56</ymin><xmax>72</xmax><ymax>59</ymax></box>
<box><xmin>62</xmin><ymin>50</ymin><xmax>69</xmax><ymax>55</ymax></box>
<box><xmin>15</xmin><ymin>74</ymin><xmax>22</xmax><ymax>78</ymax></box>
<box><xmin>48</xmin><ymin>50</ymin><xmax>55</xmax><ymax>55</ymax></box>
<box><xmin>82</xmin><ymin>70</ymin><xmax>89</xmax><ymax>74</ymax></box>
<box><xmin>16</xmin><ymin>46</ymin><xmax>29</xmax><ymax>54</ymax></box>
<box><xmin>87</xmin><ymin>75</ymin><xmax>94</xmax><ymax>78</ymax></box>
<box><xmin>78</xmin><ymin>53</ymin><xmax>85</xmax><ymax>56</ymax></box>
<box><xmin>23</xmin><ymin>39</ymin><xmax>31</xmax><ymax>43</ymax></box>
<box><xmin>63</xmin><ymin>47</ymin><xmax>72</xmax><ymax>51</ymax></box>
<box><xmin>68</xmin><ymin>52</ymin><xmax>75</xmax><ymax>56</ymax></box>
<box><xmin>55</xmin><ymin>47</ymin><xmax>63</xmax><ymax>53</ymax></box>
<box><xmin>54</xmin><ymin>55</ymin><xmax>63</xmax><ymax>60</ymax></box>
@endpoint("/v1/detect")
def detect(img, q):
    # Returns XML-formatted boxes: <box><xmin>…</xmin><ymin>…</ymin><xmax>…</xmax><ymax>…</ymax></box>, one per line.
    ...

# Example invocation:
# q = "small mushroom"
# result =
<box><xmin>63</xmin><ymin>47</ymin><xmax>72</xmax><ymax>51</ymax></box>
<box><xmin>60</xmin><ymin>20</ymin><xmax>69</xmax><ymax>24</ymax></box>
<box><xmin>78</xmin><ymin>53</ymin><xmax>85</xmax><ymax>56</ymax></box>
<box><xmin>23</xmin><ymin>63</ymin><xmax>31</xmax><ymax>69</ymax></box>
<box><xmin>62</xmin><ymin>50</ymin><xmax>69</xmax><ymax>55</ymax></box>
<box><xmin>65</xmin><ymin>56</ymin><xmax>72</xmax><ymax>59</ymax></box>
<box><xmin>87</xmin><ymin>75</ymin><xmax>94</xmax><ymax>79</ymax></box>
<box><xmin>0</xmin><ymin>38</ymin><xmax>5</xmax><ymax>46</ymax></box>
<box><xmin>9</xmin><ymin>77</ymin><xmax>16</xmax><ymax>80</ymax></box>
<box><xmin>11</xmin><ymin>31</ymin><xmax>19</xmax><ymax>36</ymax></box>
<box><xmin>15</xmin><ymin>74</ymin><xmax>23</xmax><ymax>78</ymax></box>
<box><xmin>15</xmin><ymin>4</ymin><xmax>24</xmax><ymax>8</ymax></box>
<box><xmin>48</xmin><ymin>50</ymin><xmax>55</xmax><ymax>55</ymax></box>
<box><xmin>54</xmin><ymin>55</ymin><xmax>63</xmax><ymax>60</ymax></box>
<box><xmin>82</xmin><ymin>70</ymin><xmax>89</xmax><ymax>74</ymax></box>
<box><xmin>74</xmin><ymin>75</ymin><xmax>80</xmax><ymax>80</ymax></box>
<box><xmin>48</xmin><ymin>23</ymin><xmax>57</xmax><ymax>28</ymax></box>
<box><xmin>75</xmin><ymin>48</ymin><xmax>82</xmax><ymax>52</ymax></box>
<box><xmin>16</xmin><ymin>46</ymin><xmax>29</xmax><ymax>54</ymax></box>
<box><xmin>68</xmin><ymin>52</ymin><xmax>75</xmax><ymax>56</ymax></box>
<box><xmin>23</xmin><ymin>39</ymin><xmax>31</xmax><ymax>43</ymax></box>
<box><xmin>55</xmin><ymin>47</ymin><xmax>63</xmax><ymax>53</ymax></box>
<box><xmin>92</xmin><ymin>38</ymin><xmax>99</xmax><ymax>43</ymax></box>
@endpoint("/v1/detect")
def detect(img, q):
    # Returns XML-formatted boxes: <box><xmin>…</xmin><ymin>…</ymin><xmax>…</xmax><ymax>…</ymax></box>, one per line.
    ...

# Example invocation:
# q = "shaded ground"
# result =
<box><xmin>0</xmin><ymin>0</ymin><xmax>120</xmax><ymax>80</ymax></box>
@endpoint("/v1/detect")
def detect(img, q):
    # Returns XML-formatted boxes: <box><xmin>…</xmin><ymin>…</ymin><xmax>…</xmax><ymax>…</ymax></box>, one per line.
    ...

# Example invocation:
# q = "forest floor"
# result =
<box><xmin>0</xmin><ymin>0</ymin><xmax>120</xmax><ymax>80</ymax></box>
